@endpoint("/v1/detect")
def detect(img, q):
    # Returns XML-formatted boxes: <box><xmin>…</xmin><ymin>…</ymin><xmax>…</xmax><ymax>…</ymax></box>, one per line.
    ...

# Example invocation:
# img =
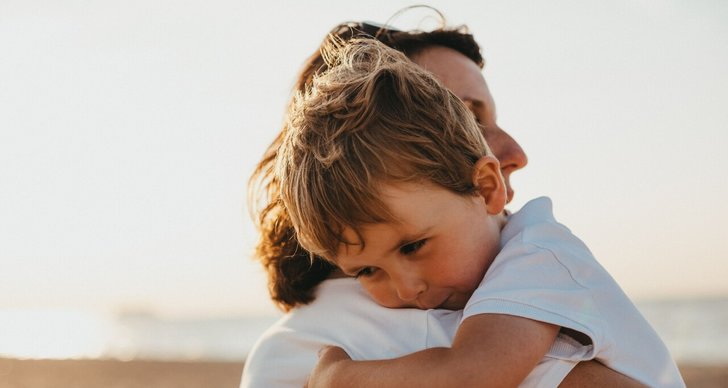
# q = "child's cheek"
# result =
<box><xmin>364</xmin><ymin>282</ymin><xmax>402</xmax><ymax>309</ymax></box>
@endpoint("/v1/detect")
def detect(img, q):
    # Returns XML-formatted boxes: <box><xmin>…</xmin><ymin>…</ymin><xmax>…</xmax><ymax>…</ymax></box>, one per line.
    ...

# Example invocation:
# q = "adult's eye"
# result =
<box><xmin>400</xmin><ymin>239</ymin><xmax>427</xmax><ymax>255</ymax></box>
<box><xmin>464</xmin><ymin>100</ymin><xmax>485</xmax><ymax>125</ymax></box>
<box><xmin>473</xmin><ymin>113</ymin><xmax>483</xmax><ymax>124</ymax></box>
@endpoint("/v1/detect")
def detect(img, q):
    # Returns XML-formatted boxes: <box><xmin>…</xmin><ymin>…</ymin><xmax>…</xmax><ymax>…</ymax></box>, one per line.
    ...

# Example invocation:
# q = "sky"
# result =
<box><xmin>1</xmin><ymin>0</ymin><xmax>727</xmax><ymax>318</ymax></box>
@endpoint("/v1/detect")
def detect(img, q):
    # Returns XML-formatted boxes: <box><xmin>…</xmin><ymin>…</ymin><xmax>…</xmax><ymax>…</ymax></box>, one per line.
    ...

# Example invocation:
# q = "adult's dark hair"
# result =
<box><xmin>249</xmin><ymin>20</ymin><xmax>484</xmax><ymax>311</ymax></box>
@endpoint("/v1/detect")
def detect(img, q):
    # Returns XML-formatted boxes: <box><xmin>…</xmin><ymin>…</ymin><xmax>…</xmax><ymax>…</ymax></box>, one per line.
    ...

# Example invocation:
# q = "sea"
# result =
<box><xmin>1</xmin><ymin>298</ymin><xmax>727</xmax><ymax>364</ymax></box>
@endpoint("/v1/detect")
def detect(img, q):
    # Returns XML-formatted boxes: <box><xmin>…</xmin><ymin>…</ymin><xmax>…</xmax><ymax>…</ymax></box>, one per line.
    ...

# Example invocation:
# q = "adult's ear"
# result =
<box><xmin>472</xmin><ymin>156</ymin><xmax>507</xmax><ymax>215</ymax></box>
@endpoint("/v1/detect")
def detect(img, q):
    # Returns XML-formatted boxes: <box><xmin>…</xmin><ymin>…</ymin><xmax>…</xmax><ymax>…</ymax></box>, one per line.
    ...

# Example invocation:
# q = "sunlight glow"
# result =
<box><xmin>0</xmin><ymin>310</ymin><xmax>113</xmax><ymax>359</ymax></box>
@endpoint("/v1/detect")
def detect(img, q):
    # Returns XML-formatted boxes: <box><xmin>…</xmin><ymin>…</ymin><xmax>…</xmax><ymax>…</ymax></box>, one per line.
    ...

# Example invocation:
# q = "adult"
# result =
<box><xmin>242</xmin><ymin>21</ymin><xmax>642</xmax><ymax>388</ymax></box>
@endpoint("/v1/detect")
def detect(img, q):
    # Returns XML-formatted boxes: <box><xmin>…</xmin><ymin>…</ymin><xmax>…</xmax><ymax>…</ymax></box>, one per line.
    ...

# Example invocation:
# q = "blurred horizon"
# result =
<box><xmin>2</xmin><ymin>297</ymin><xmax>728</xmax><ymax>363</ymax></box>
<box><xmin>1</xmin><ymin>0</ymin><xmax>727</xmax><ymax>321</ymax></box>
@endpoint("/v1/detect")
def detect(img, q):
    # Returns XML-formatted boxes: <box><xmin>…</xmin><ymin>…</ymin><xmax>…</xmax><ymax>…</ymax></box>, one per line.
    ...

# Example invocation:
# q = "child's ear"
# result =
<box><xmin>472</xmin><ymin>156</ymin><xmax>507</xmax><ymax>215</ymax></box>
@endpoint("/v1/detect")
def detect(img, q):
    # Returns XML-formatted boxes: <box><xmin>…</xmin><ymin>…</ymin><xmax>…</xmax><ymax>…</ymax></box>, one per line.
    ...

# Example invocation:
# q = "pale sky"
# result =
<box><xmin>1</xmin><ymin>0</ymin><xmax>727</xmax><ymax>318</ymax></box>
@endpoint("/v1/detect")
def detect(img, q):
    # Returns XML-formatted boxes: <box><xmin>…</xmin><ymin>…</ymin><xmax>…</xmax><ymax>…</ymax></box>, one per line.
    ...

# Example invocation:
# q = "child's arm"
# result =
<box><xmin>560</xmin><ymin>361</ymin><xmax>649</xmax><ymax>387</ymax></box>
<box><xmin>308</xmin><ymin>314</ymin><xmax>559</xmax><ymax>388</ymax></box>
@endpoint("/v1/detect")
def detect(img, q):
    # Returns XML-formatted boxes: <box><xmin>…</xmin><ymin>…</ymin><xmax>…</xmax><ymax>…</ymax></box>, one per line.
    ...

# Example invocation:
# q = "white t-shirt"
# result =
<box><xmin>463</xmin><ymin>197</ymin><xmax>684</xmax><ymax>387</ymax></box>
<box><xmin>241</xmin><ymin>277</ymin><xmax>580</xmax><ymax>388</ymax></box>
<box><xmin>241</xmin><ymin>200</ymin><xmax>592</xmax><ymax>387</ymax></box>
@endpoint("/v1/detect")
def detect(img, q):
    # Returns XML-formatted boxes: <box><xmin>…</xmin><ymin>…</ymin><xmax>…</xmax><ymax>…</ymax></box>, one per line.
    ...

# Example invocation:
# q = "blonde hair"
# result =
<box><xmin>276</xmin><ymin>37</ymin><xmax>491</xmax><ymax>260</ymax></box>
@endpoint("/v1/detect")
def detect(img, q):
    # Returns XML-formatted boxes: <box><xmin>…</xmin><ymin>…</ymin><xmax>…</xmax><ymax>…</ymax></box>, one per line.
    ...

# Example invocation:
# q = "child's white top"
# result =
<box><xmin>464</xmin><ymin>196</ymin><xmax>684</xmax><ymax>387</ymax></box>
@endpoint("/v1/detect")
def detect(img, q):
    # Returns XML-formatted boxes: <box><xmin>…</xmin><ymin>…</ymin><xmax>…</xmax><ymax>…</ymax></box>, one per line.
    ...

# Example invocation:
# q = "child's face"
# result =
<box><xmin>335</xmin><ymin>180</ymin><xmax>505</xmax><ymax>310</ymax></box>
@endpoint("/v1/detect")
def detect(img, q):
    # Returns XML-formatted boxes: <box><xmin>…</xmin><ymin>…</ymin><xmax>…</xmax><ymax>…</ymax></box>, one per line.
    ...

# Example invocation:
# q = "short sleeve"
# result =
<box><xmin>463</xmin><ymin>229</ymin><xmax>605</xmax><ymax>361</ymax></box>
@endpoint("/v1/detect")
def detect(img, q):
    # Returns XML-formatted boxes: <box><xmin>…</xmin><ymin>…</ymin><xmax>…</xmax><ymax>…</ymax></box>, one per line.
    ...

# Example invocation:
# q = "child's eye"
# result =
<box><xmin>354</xmin><ymin>267</ymin><xmax>377</xmax><ymax>279</ymax></box>
<box><xmin>400</xmin><ymin>239</ymin><xmax>427</xmax><ymax>255</ymax></box>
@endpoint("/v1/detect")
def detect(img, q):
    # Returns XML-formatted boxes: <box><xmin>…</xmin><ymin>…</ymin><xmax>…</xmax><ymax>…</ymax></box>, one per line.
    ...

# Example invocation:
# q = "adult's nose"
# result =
<box><xmin>488</xmin><ymin>127</ymin><xmax>528</xmax><ymax>203</ymax></box>
<box><xmin>491</xmin><ymin>126</ymin><xmax>527</xmax><ymax>175</ymax></box>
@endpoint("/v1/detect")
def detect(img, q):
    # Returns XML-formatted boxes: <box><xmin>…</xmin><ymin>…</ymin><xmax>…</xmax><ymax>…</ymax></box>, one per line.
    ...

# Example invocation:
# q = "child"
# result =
<box><xmin>276</xmin><ymin>38</ymin><xmax>684</xmax><ymax>387</ymax></box>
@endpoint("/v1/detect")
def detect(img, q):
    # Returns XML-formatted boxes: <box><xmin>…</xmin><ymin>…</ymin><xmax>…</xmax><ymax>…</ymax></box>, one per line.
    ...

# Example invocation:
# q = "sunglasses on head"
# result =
<box><xmin>330</xmin><ymin>21</ymin><xmax>402</xmax><ymax>41</ymax></box>
<box><xmin>359</xmin><ymin>21</ymin><xmax>402</xmax><ymax>37</ymax></box>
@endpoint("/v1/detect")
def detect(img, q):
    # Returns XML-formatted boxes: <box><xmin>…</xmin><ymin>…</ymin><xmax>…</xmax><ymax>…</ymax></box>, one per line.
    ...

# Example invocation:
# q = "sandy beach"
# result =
<box><xmin>0</xmin><ymin>358</ymin><xmax>243</xmax><ymax>388</ymax></box>
<box><xmin>0</xmin><ymin>358</ymin><xmax>725</xmax><ymax>387</ymax></box>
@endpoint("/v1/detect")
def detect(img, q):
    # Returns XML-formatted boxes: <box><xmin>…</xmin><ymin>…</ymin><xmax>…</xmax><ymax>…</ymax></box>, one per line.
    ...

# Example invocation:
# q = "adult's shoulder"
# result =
<box><xmin>242</xmin><ymin>278</ymin><xmax>461</xmax><ymax>387</ymax></box>
<box><xmin>288</xmin><ymin>278</ymin><xmax>375</xmax><ymax>324</ymax></box>
<box><xmin>283</xmin><ymin>278</ymin><xmax>457</xmax><ymax>358</ymax></box>
<box><xmin>241</xmin><ymin>279</ymin><xmax>364</xmax><ymax>387</ymax></box>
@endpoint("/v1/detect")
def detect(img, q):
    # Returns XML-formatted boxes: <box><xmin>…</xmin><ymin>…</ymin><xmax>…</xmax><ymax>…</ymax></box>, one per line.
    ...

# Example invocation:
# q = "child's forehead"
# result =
<box><xmin>335</xmin><ymin>182</ymin><xmax>459</xmax><ymax>250</ymax></box>
<box><xmin>340</xmin><ymin>217</ymin><xmax>428</xmax><ymax>241</ymax></box>
<box><xmin>378</xmin><ymin>179</ymin><xmax>444</xmax><ymax>199</ymax></box>
<box><xmin>378</xmin><ymin>180</ymin><xmax>462</xmax><ymax>217</ymax></box>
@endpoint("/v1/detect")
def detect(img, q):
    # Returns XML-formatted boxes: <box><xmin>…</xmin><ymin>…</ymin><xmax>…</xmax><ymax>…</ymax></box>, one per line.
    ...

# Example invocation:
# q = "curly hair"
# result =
<box><xmin>249</xmin><ymin>21</ymin><xmax>484</xmax><ymax>311</ymax></box>
<box><xmin>278</xmin><ymin>38</ymin><xmax>490</xmax><ymax>260</ymax></box>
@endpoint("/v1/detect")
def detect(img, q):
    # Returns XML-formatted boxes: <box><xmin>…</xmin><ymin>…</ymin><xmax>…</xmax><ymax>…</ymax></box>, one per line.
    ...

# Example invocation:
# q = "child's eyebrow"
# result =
<box><xmin>389</xmin><ymin>227</ymin><xmax>432</xmax><ymax>253</ymax></box>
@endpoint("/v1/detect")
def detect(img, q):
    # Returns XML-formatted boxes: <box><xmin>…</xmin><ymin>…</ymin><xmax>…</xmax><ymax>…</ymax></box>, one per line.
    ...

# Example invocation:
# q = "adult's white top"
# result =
<box><xmin>241</xmin><ymin>276</ymin><xmax>582</xmax><ymax>388</ymax></box>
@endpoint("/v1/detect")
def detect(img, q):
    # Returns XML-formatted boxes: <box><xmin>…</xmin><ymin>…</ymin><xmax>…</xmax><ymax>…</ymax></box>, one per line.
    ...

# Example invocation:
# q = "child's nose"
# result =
<box><xmin>393</xmin><ymin>274</ymin><xmax>426</xmax><ymax>303</ymax></box>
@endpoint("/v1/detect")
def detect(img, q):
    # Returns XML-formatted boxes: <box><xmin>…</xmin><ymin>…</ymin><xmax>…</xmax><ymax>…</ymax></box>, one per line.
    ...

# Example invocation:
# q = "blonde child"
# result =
<box><xmin>276</xmin><ymin>38</ymin><xmax>683</xmax><ymax>387</ymax></box>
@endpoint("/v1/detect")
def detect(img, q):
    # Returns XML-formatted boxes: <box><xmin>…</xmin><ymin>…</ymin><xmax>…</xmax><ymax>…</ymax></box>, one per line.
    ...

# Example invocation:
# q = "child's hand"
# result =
<box><xmin>305</xmin><ymin>346</ymin><xmax>352</xmax><ymax>388</ymax></box>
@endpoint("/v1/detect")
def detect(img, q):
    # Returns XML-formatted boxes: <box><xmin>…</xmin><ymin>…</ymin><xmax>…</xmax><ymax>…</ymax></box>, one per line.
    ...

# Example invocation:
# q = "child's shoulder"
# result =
<box><xmin>501</xmin><ymin>196</ymin><xmax>597</xmax><ymax>267</ymax></box>
<box><xmin>503</xmin><ymin>197</ymin><xmax>569</xmax><ymax>243</ymax></box>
